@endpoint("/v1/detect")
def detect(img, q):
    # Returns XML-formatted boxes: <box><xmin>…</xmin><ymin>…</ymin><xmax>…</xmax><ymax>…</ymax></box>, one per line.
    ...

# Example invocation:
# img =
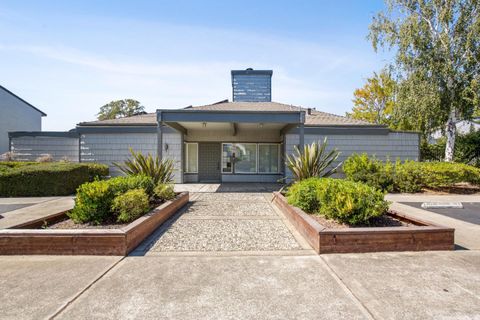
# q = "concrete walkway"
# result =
<box><xmin>1</xmin><ymin>251</ymin><xmax>478</xmax><ymax>319</ymax></box>
<box><xmin>1</xmin><ymin>187</ymin><xmax>479</xmax><ymax>319</ymax></box>
<box><xmin>0</xmin><ymin>197</ymin><xmax>74</xmax><ymax>229</ymax></box>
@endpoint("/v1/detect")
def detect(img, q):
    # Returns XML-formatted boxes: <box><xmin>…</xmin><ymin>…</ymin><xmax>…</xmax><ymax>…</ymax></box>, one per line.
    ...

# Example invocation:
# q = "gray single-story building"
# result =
<box><xmin>9</xmin><ymin>69</ymin><xmax>420</xmax><ymax>183</ymax></box>
<box><xmin>0</xmin><ymin>85</ymin><xmax>46</xmax><ymax>154</ymax></box>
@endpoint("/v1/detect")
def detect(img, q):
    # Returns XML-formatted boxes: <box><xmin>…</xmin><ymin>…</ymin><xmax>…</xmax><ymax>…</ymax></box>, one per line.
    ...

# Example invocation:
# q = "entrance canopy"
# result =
<box><xmin>156</xmin><ymin>109</ymin><xmax>305</xmax><ymax>159</ymax></box>
<box><xmin>157</xmin><ymin>109</ymin><xmax>305</xmax><ymax>135</ymax></box>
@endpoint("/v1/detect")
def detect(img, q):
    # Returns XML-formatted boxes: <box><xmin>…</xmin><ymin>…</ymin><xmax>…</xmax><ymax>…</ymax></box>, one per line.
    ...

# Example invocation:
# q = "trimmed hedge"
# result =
<box><xmin>0</xmin><ymin>162</ymin><xmax>109</xmax><ymax>197</ymax></box>
<box><xmin>286</xmin><ymin>178</ymin><xmax>389</xmax><ymax>225</ymax></box>
<box><xmin>69</xmin><ymin>175</ymin><xmax>154</xmax><ymax>224</ymax></box>
<box><xmin>343</xmin><ymin>153</ymin><xmax>480</xmax><ymax>192</ymax></box>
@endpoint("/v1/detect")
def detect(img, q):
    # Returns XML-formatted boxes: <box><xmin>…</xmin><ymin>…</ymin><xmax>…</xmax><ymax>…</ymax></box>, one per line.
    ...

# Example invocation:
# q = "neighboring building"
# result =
<box><xmin>0</xmin><ymin>85</ymin><xmax>46</xmax><ymax>154</ymax></box>
<box><xmin>430</xmin><ymin>117</ymin><xmax>480</xmax><ymax>142</ymax></box>
<box><xmin>9</xmin><ymin>69</ymin><xmax>420</xmax><ymax>182</ymax></box>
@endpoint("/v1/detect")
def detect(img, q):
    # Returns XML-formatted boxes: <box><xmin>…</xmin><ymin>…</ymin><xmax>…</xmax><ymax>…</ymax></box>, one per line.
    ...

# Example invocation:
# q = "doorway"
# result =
<box><xmin>198</xmin><ymin>143</ymin><xmax>221</xmax><ymax>182</ymax></box>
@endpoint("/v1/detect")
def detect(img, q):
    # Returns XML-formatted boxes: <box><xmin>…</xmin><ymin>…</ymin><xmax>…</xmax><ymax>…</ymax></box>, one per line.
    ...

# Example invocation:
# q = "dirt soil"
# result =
<box><xmin>45</xmin><ymin>217</ymin><xmax>130</xmax><ymax>229</ymax></box>
<box><xmin>422</xmin><ymin>182</ymin><xmax>480</xmax><ymax>195</ymax></box>
<box><xmin>311</xmin><ymin>213</ymin><xmax>413</xmax><ymax>229</ymax></box>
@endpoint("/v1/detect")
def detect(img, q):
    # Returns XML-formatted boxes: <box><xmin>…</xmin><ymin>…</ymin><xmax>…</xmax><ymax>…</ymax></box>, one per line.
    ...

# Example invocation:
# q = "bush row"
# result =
<box><xmin>286</xmin><ymin>178</ymin><xmax>389</xmax><ymax>225</ymax></box>
<box><xmin>343</xmin><ymin>153</ymin><xmax>480</xmax><ymax>193</ymax></box>
<box><xmin>69</xmin><ymin>175</ymin><xmax>176</xmax><ymax>224</ymax></box>
<box><xmin>0</xmin><ymin>162</ymin><xmax>109</xmax><ymax>197</ymax></box>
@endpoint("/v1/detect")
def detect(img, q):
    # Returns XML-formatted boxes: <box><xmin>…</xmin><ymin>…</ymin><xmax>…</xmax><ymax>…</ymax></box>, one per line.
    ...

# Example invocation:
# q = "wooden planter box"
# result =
<box><xmin>272</xmin><ymin>192</ymin><xmax>454</xmax><ymax>254</ymax></box>
<box><xmin>0</xmin><ymin>192</ymin><xmax>189</xmax><ymax>256</ymax></box>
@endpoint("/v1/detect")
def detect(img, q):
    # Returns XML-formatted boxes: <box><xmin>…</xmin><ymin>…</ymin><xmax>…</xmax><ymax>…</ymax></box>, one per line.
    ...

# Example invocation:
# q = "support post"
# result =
<box><xmin>299</xmin><ymin>111</ymin><xmax>305</xmax><ymax>151</ymax></box>
<box><xmin>157</xmin><ymin>111</ymin><xmax>163</xmax><ymax>159</ymax></box>
<box><xmin>299</xmin><ymin>123</ymin><xmax>304</xmax><ymax>151</ymax></box>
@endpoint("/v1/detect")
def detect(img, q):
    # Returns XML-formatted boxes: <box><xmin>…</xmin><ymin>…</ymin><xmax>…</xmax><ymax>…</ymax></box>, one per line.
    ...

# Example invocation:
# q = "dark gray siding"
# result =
<box><xmin>232</xmin><ymin>72</ymin><xmax>272</xmax><ymax>102</ymax></box>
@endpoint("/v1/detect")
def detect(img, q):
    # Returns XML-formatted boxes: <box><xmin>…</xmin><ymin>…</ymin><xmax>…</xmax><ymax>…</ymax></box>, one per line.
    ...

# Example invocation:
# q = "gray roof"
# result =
<box><xmin>78</xmin><ymin>101</ymin><xmax>372</xmax><ymax>126</ymax></box>
<box><xmin>78</xmin><ymin>113</ymin><xmax>156</xmax><ymax>126</ymax></box>
<box><xmin>0</xmin><ymin>85</ymin><xmax>47</xmax><ymax>116</ymax></box>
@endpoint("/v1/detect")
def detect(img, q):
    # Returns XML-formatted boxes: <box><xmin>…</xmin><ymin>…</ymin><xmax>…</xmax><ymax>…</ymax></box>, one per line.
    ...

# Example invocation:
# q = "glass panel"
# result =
<box><xmin>258</xmin><ymin>144</ymin><xmax>279</xmax><ymax>173</ymax></box>
<box><xmin>235</xmin><ymin>143</ymin><xmax>257</xmax><ymax>173</ymax></box>
<box><xmin>222</xmin><ymin>143</ymin><xmax>234</xmax><ymax>173</ymax></box>
<box><xmin>185</xmin><ymin>143</ymin><xmax>198</xmax><ymax>173</ymax></box>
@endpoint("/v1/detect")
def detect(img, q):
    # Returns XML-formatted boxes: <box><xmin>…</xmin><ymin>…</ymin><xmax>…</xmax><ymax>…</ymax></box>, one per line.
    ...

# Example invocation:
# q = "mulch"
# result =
<box><xmin>421</xmin><ymin>183</ymin><xmax>480</xmax><ymax>195</ymax></box>
<box><xmin>45</xmin><ymin>217</ymin><xmax>130</xmax><ymax>229</ymax></box>
<box><xmin>311</xmin><ymin>213</ymin><xmax>413</xmax><ymax>229</ymax></box>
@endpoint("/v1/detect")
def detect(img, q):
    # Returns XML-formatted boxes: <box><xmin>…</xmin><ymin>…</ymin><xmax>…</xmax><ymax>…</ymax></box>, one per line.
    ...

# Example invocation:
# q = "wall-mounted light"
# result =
<box><xmin>259</xmin><ymin>123</ymin><xmax>264</xmax><ymax>128</ymax></box>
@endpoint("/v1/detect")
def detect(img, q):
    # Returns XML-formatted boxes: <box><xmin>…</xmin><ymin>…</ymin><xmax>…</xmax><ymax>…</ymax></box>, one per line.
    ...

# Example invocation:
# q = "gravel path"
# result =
<box><xmin>139</xmin><ymin>191</ymin><xmax>306</xmax><ymax>254</ymax></box>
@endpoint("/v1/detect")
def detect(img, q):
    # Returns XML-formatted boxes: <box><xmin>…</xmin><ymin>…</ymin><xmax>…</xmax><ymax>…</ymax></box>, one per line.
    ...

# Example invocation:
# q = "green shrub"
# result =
<box><xmin>0</xmin><ymin>162</ymin><xmax>108</xmax><ymax>197</ymax></box>
<box><xmin>420</xmin><ymin>162</ymin><xmax>480</xmax><ymax>188</ymax></box>
<box><xmin>317</xmin><ymin>179</ymin><xmax>389</xmax><ymax>225</ymax></box>
<box><xmin>113</xmin><ymin>148</ymin><xmax>174</xmax><ymax>184</ymax></box>
<box><xmin>286</xmin><ymin>178</ymin><xmax>323</xmax><ymax>213</ymax></box>
<box><xmin>343</xmin><ymin>153</ymin><xmax>395</xmax><ymax>192</ymax></box>
<box><xmin>154</xmin><ymin>183</ymin><xmax>176</xmax><ymax>201</ymax></box>
<box><xmin>106</xmin><ymin>174</ymin><xmax>155</xmax><ymax>197</ymax></box>
<box><xmin>69</xmin><ymin>175</ymin><xmax>154</xmax><ymax>224</ymax></box>
<box><xmin>344</xmin><ymin>154</ymin><xmax>480</xmax><ymax>192</ymax></box>
<box><xmin>111</xmin><ymin>188</ymin><xmax>150</xmax><ymax>223</ymax></box>
<box><xmin>420</xmin><ymin>139</ymin><xmax>445</xmax><ymax>162</ymax></box>
<box><xmin>455</xmin><ymin>131</ymin><xmax>480</xmax><ymax>167</ymax></box>
<box><xmin>287</xmin><ymin>178</ymin><xmax>389</xmax><ymax>225</ymax></box>
<box><xmin>285</xmin><ymin>138</ymin><xmax>341</xmax><ymax>181</ymax></box>
<box><xmin>394</xmin><ymin>160</ymin><xmax>423</xmax><ymax>193</ymax></box>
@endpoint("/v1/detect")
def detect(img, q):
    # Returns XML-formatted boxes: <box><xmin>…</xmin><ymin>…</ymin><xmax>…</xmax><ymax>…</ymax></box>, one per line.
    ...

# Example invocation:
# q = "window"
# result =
<box><xmin>185</xmin><ymin>143</ymin><xmax>198</xmax><ymax>173</ymax></box>
<box><xmin>235</xmin><ymin>143</ymin><xmax>257</xmax><ymax>173</ymax></box>
<box><xmin>222</xmin><ymin>143</ymin><xmax>234</xmax><ymax>173</ymax></box>
<box><xmin>258</xmin><ymin>144</ymin><xmax>279</xmax><ymax>173</ymax></box>
<box><xmin>221</xmin><ymin>143</ymin><xmax>281</xmax><ymax>174</ymax></box>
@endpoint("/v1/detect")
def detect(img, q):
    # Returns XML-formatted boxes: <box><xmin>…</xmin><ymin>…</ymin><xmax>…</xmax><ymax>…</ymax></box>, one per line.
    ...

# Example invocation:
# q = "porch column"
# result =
<box><xmin>299</xmin><ymin>123</ymin><xmax>304</xmax><ymax>151</ymax></box>
<box><xmin>299</xmin><ymin>111</ymin><xmax>305</xmax><ymax>151</ymax></box>
<box><xmin>157</xmin><ymin>111</ymin><xmax>163</xmax><ymax>159</ymax></box>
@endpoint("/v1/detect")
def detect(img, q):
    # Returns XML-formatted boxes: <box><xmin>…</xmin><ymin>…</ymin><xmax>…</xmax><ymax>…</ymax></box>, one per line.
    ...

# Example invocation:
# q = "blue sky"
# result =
<box><xmin>0</xmin><ymin>0</ymin><xmax>392</xmax><ymax>130</ymax></box>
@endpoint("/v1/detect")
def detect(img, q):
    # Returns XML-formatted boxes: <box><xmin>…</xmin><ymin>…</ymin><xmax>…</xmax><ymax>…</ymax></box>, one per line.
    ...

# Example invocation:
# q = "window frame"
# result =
<box><xmin>184</xmin><ymin>142</ymin><xmax>198</xmax><ymax>174</ymax></box>
<box><xmin>220</xmin><ymin>142</ymin><xmax>282</xmax><ymax>175</ymax></box>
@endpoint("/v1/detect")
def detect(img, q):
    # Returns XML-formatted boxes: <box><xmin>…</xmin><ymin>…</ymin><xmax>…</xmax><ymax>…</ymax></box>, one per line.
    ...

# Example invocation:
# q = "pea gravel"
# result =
<box><xmin>143</xmin><ymin>190</ymin><xmax>304</xmax><ymax>253</ymax></box>
<box><xmin>149</xmin><ymin>219</ymin><xmax>302</xmax><ymax>252</ymax></box>
<box><xmin>183</xmin><ymin>201</ymin><xmax>277</xmax><ymax>217</ymax></box>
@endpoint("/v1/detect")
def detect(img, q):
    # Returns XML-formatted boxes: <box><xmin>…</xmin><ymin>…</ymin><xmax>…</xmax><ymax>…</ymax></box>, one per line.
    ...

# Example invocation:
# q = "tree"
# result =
<box><xmin>347</xmin><ymin>68</ymin><xmax>396</xmax><ymax>126</ymax></box>
<box><xmin>97</xmin><ymin>99</ymin><xmax>145</xmax><ymax>120</ymax></box>
<box><xmin>369</xmin><ymin>0</ymin><xmax>480</xmax><ymax>161</ymax></box>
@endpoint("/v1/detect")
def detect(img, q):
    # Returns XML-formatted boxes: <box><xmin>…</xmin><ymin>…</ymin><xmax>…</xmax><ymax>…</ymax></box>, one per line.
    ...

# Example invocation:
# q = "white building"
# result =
<box><xmin>430</xmin><ymin>118</ymin><xmax>480</xmax><ymax>142</ymax></box>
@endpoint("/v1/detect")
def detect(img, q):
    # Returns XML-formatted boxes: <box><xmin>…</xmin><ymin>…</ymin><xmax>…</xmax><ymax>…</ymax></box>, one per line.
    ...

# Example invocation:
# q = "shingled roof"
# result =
<box><xmin>78</xmin><ymin>113</ymin><xmax>156</xmax><ymax>126</ymax></box>
<box><xmin>78</xmin><ymin>101</ymin><xmax>371</xmax><ymax>126</ymax></box>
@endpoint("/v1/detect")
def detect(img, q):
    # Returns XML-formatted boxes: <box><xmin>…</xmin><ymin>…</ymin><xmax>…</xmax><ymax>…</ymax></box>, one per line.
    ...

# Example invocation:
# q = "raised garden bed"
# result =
<box><xmin>272</xmin><ymin>192</ymin><xmax>454</xmax><ymax>254</ymax></box>
<box><xmin>0</xmin><ymin>192</ymin><xmax>189</xmax><ymax>256</ymax></box>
